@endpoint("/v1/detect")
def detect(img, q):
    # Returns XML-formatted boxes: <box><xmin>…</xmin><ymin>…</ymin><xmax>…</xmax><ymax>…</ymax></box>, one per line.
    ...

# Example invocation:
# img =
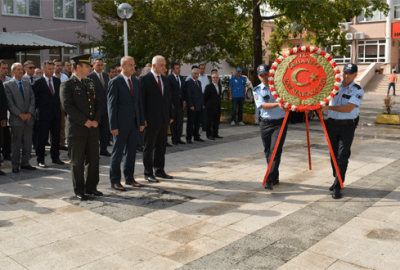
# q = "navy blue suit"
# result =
<box><xmin>108</xmin><ymin>74</ymin><xmax>144</xmax><ymax>184</ymax></box>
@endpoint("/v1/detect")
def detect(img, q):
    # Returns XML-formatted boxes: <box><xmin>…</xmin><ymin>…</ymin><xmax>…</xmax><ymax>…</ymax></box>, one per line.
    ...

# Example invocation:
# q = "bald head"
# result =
<box><xmin>121</xmin><ymin>56</ymin><xmax>135</xmax><ymax>77</ymax></box>
<box><xmin>152</xmin><ymin>55</ymin><xmax>166</xmax><ymax>75</ymax></box>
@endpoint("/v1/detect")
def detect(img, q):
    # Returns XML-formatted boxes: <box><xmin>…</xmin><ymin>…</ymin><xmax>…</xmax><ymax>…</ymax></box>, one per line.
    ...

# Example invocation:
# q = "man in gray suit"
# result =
<box><xmin>22</xmin><ymin>60</ymin><xmax>40</xmax><ymax>85</ymax></box>
<box><xmin>4</xmin><ymin>63</ymin><xmax>36</xmax><ymax>173</ymax></box>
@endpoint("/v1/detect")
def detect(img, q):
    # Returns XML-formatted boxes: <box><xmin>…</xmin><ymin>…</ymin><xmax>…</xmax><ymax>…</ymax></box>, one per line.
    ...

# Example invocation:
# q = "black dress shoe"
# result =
<box><xmin>100</xmin><ymin>151</ymin><xmax>111</xmax><ymax>157</ymax></box>
<box><xmin>12</xmin><ymin>167</ymin><xmax>19</xmax><ymax>173</ymax></box>
<box><xmin>172</xmin><ymin>141</ymin><xmax>179</xmax><ymax>145</ymax></box>
<box><xmin>207</xmin><ymin>136</ymin><xmax>215</xmax><ymax>140</ymax></box>
<box><xmin>38</xmin><ymin>162</ymin><xmax>47</xmax><ymax>168</ymax></box>
<box><xmin>0</xmin><ymin>170</ymin><xmax>6</xmax><ymax>175</ymax></box>
<box><xmin>273</xmin><ymin>178</ymin><xmax>279</xmax><ymax>185</ymax></box>
<box><xmin>194</xmin><ymin>137</ymin><xmax>205</xmax><ymax>142</ymax></box>
<box><xmin>264</xmin><ymin>184</ymin><xmax>273</xmax><ymax>190</ymax></box>
<box><xmin>177</xmin><ymin>140</ymin><xmax>186</xmax><ymax>144</ymax></box>
<box><xmin>85</xmin><ymin>190</ymin><xmax>103</xmax><ymax>196</ymax></box>
<box><xmin>21</xmin><ymin>165</ymin><xmax>36</xmax><ymax>170</ymax></box>
<box><xmin>76</xmin><ymin>194</ymin><xmax>89</xmax><ymax>201</ymax></box>
<box><xmin>145</xmin><ymin>175</ymin><xmax>159</xmax><ymax>182</ymax></box>
<box><xmin>52</xmin><ymin>159</ymin><xmax>65</xmax><ymax>165</ymax></box>
<box><xmin>186</xmin><ymin>139</ymin><xmax>192</xmax><ymax>144</ymax></box>
<box><xmin>332</xmin><ymin>189</ymin><xmax>342</xmax><ymax>199</ymax></box>
<box><xmin>60</xmin><ymin>146</ymin><xmax>68</xmax><ymax>151</ymax></box>
<box><xmin>155</xmin><ymin>172</ymin><xmax>173</xmax><ymax>179</ymax></box>
<box><xmin>329</xmin><ymin>184</ymin><xmax>334</xmax><ymax>191</ymax></box>
<box><xmin>166</xmin><ymin>142</ymin><xmax>173</xmax><ymax>147</ymax></box>
<box><xmin>215</xmin><ymin>135</ymin><xmax>223</xmax><ymax>139</ymax></box>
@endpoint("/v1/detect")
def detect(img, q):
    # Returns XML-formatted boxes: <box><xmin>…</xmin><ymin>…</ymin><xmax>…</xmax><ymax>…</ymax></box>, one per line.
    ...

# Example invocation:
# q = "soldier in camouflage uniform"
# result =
<box><xmin>60</xmin><ymin>54</ymin><xmax>102</xmax><ymax>201</ymax></box>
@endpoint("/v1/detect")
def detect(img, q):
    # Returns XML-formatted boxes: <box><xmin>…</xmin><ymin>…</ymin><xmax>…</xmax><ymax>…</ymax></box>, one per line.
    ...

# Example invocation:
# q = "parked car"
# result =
<box><xmin>220</xmin><ymin>75</ymin><xmax>254</xmax><ymax>101</ymax></box>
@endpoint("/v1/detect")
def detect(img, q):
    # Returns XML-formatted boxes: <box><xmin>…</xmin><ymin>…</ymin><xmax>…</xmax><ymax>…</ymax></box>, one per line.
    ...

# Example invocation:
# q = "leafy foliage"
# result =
<box><xmin>82</xmin><ymin>0</ymin><xmax>252</xmax><ymax>69</ymax></box>
<box><xmin>263</xmin><ymin>0</ymin><xmax>389</xmax><ymax>57</ymax></box>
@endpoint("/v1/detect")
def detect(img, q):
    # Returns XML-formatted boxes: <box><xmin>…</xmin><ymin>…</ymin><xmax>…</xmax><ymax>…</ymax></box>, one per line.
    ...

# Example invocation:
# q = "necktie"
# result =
<box><xmin>99</xmin><ymin>73</ymin><xmax>105</xmax><ymax>89</ymax></box>
<box><xmin>128</xmin><ymin>78</ymin><xmax>134</xmax><ymax>97</ymax></box>
<box><xmin>157</xmin><ymin>75</ymin><xmax>162</xmax><ymax>94</ymax></box>
<box><xmin>18</xmin><ymin>81</ymin><xmax>25</xmax><ymax>101</ymax></box>
<box><xmin>48</xmin><ymin>79</ymin><xmax>54</xmax><ymax>96</ymax></box>
<box><xmin>30</xmin><ymin>77</ymin><xmax>33</xmax><ymax>84</ymax></box>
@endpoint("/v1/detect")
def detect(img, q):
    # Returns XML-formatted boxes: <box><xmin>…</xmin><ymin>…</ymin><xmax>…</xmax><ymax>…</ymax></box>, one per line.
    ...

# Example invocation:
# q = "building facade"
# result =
<box><xmin>0</xmin><ymin>0</ymin><xmax>102</xmax><ymax>67</ymax></box>
<box><xmin>262</xmin><ymin>0</ymin><xmax>400</xmax><ymax>74</ymax></box>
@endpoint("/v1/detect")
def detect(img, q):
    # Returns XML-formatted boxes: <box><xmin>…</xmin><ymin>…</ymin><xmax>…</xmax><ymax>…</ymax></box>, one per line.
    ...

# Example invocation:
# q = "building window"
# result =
<box><xmin>395</xmin><ymin>0</ymin><xmax>400</xmax><ymax>19</ymax></box>
<box><xmin>357</xmin><ymin>6</ymin><xmax>385</xmax><ymax>22</ymax></box>
<box><xmin>54</xmin><ymin>0</ymin><xmax>86</xmax><ymax>20</ymax></box>
<box><xmin>16</xmin><ymin>50</ymin><xmax>41</xmax><ymax>68</ymax></box>
<box><xmin>325</xmin><ymin>45</ymin><xmax>351</xmax><ymax>64</ymax></box>
<box><xmin>357</xmin><ymin>40</ymin><xmax>385</xmax><ymax>63</ymax></box>
<box><xmin>2</xmin><ymin>0</ymin><xmax>40</xmax><ymax>17</ymax></box>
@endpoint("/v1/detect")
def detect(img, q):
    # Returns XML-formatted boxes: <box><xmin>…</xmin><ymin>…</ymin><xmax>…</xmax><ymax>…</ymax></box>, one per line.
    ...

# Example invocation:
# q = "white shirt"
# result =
<box><xmin>198</xmin><ymin>74</ymin><xmax>209</xmax><ymax>93</ymax></box>
<box><xmin>44</xmin><ymin>75</ymin><xmax>54</xmax><ymax>91</ymax></box>
<box><xmin>151</xmin><ymin>70</ymin><xmax>164</xmax><ymax>94</ymax></box>
<box><xmin>121</xmin><ymin>73</ymin><xmax>133</xmax><ymax>91</ymax></box>
<box><xmin>54</xmin><ymin>72</ymin><xmax>68</xmax><ymax>83</ymax></box>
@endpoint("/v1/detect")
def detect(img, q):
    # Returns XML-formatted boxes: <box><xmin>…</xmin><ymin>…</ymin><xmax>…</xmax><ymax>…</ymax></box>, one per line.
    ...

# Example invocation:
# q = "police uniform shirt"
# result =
<box><xmin>328</xmin><ymin>81</ymin><xmax>364</xmax><ymax>120</ymax></box>
<box><xmin>253</xmin><ymin>82</ymin><xmax>286</xmax><ymax>120</ymax></box>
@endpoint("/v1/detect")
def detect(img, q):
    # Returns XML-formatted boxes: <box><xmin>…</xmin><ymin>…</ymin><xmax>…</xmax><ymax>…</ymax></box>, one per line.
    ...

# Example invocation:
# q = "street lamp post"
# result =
<box><xmin>117</xmin><ymin>3</ymin><xmax>133</xmax><ymax>57</ymax></box>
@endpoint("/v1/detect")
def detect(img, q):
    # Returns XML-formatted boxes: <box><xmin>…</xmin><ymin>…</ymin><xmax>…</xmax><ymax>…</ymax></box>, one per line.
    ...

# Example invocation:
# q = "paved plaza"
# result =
<box><xmin>1</xmin><ymin>93</ymin><xmax>400</xmax><ymax>270</ymax></box>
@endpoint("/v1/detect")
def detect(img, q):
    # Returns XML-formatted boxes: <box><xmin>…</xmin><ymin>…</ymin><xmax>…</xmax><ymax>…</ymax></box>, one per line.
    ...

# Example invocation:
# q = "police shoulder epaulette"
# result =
<box><xmin>253</xmin><ymin>85</ymin><xmax>261</xmax><ymax>91</ymax></box>
<box><xmin>353</xmin><ymin>83</ymin><xmax>362</xmax><ymax>90</ymax></box>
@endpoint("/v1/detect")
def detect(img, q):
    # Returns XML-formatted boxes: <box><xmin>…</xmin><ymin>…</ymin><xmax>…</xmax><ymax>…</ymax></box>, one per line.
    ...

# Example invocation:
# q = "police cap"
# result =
<box><xmin>343</xmin><ymin>63</ymin><xmax>358</xmax><ymax>74</ymax></box>
<box><xmin>257</xmin><ymin>64</ymin><xmax>270</xmax><ymax>75</ymax></box>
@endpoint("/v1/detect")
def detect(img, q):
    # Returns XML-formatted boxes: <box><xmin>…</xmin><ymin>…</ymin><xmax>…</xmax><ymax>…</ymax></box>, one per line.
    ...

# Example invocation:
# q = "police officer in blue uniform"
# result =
<box><xmin>322</xmin><ymin>63</ymin><xmax>363</xmax><ymax>199</ymax></box>
<box><xmin>253</xmin><ymin>64</ymin><xmax>288</xmax><ymax>190</ymax></box>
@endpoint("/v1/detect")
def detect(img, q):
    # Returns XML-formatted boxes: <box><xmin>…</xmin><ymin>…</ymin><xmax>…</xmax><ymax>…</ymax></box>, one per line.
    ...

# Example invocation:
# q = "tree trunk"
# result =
<box><xmin>253</xmin><ymin>0</ymin><xmax>263</xmax><ymax>71</ymax></box>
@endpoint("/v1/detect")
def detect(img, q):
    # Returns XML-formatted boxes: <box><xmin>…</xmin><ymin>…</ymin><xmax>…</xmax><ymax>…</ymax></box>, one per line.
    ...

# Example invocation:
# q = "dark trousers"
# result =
<box><xmin>201</xmin><ymin>108</ymin><xmax>207</xmax><ymax>130</ymax></box>
<box><xmin>35</xmin><ymin>118</ymin><xmax>61</xmax><ymax>163</ymax></box>
<box><xmin>206</xmin><ymin>111</ymin><xmax>220</xmax><ymax>138</ymax></box>
<box><xmin>11</xmin><ymin>125</ymin><xmax>33</xmax><ymax>169</ymax></box>
<box><xmin>99</xmin><ymin>113</ymin><xmax>110</xmax><ymax>153</ymax></box>
<box><xmin>110</xmin><ymin>124</ymin><xmax>139</xmax><ymax>184</ymax></box>
<box><xmin>68</xmin><ymin>130</ymin><xmax>99</xmax><ymax>195</ymax></box>
<box><xmin>143</xmin><ymin>123</ymin><xmax>167</xmax><ymax>176</ymax></box>
<box><xmin>387</xmin><ymin>83</ymin><xmax>396</xmax><ymax>95</ymax></box>
<box><xmin>328</xmin><ymin>122</ymin><xmax>356</xmax><ymax>190</ymax></box>
<box><xmin>171</xmin><ymin>105</ymin><xmax>184</xmax><ymax>143</ymax></box>
<box><xmin>260</xmin><ymin>119</ymin><xmax>287</xmax><ymax>185</ymax></box>
<box><xmin>186</xmin><ymin>109</ymin><xmax>201</xmax><ymax>140</ymax></box>
<box><xmin>2</xmin><ymin>126</ymin><xmax>11</xmax><ymax>158</ymax></box>
<box><xmin>231</xmin><ymin>97</ymin><xmax>244</xmax><ymax>123</ymax></box>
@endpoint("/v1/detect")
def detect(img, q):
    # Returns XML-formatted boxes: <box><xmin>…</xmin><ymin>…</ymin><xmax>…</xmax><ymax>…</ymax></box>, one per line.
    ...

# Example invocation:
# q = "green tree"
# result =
<box><xmin>252</xmin><ymin>0</ymin><xmax>389</xmax><ymax>69</ymax></box>
<box><xmin>82</xmin><ymin>0</ymin><xmax>252</xmax><ymax>70</ymax></box>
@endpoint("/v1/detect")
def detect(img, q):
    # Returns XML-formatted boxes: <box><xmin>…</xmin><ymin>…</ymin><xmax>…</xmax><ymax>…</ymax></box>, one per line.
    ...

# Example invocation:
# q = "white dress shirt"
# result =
<box><xmin>44</xmin><ymin>75</ymin><xmax>54</xmax><ymax>92</ymax></box>
<box><xmin>121</xmin><ymin>73</ymin><xmax>133</xmax><ymax>91</ymax></box>
<box><xmin>54</xmin><ymin>72</ymin><xmax>68</xmax><ymax>83</ymax></box>
<box><xmin>151</xmin><ymin>70</ymin><xmax>164</xmax><ymax>94</ymax></box>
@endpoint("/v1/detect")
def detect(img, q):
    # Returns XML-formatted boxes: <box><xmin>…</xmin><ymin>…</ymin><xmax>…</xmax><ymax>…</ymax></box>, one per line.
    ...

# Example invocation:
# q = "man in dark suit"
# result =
<box><xmin>32</xmin><ymin>61</ymin><xmax>65</xmax><ymax>168</ymax></box>
<box><xmin>0</xmin><ymin>80</ymin><xmax>7</xmax><ymax>175</ymax></box>
<box><xmin>167</xmin><ymin>62</ymin><xmax>185</xmax><ymax>145</ymax></box>
<box><xmin>60</xmin><ymin>54</ymin><xmax>102</xmax><ymax>201</ymax></box>
<box><xmin>140</xmin><ymin>55</ymin><xmax>173</xmax><ymax>183</ymax></box>
<box><xmin>4</xmin><ymin>63</ymin><xmax>36</xmax><ymax>173</ymax></box>
<box><xmin>185</xmin><ymin>68</ymin><xmax>205</xmax><ymax>143</ymax></box>
<box><xmin>87</xmin><ymin>58</ymin><xmax>111</xmax><ymax>156</ymax></box>
<box><xmin>108</xmin><ymin>56</ymin><xmax>145</xmax><ymax>191</ymax></box>
<box><xmin>204</xmin><ymin>73</ymin><xmax>223</xmax><ymax>140</ymax></box>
